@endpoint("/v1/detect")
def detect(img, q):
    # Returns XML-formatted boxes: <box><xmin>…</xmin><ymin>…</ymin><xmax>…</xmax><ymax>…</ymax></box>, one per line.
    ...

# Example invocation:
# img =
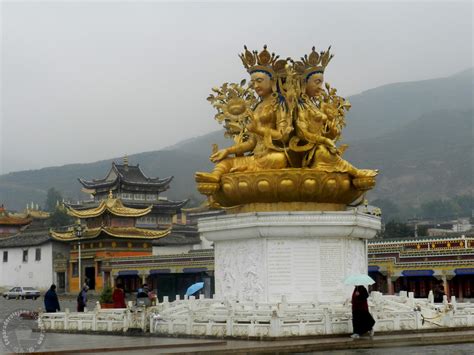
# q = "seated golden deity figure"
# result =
<box><xmin>195</xmin><ymin>45</ymin><xmax>378</xmax><ymax>210</ymax></box>
<box><xmin>291</xmin><ymin>47</ymin><xmax>377</xmax><ymax>178</ymax></box>
<box><xmin>195</xmin><ymin>46</ymin><xmax>291</xmax><ymax>187</ymax></box>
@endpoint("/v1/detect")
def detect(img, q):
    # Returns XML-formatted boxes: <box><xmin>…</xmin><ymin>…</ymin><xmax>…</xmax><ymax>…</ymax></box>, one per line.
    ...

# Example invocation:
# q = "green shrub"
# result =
<box><xmin>99</xmin><ymin>286</ymin><xmax>113</xmax><ymax>304</ymax></box>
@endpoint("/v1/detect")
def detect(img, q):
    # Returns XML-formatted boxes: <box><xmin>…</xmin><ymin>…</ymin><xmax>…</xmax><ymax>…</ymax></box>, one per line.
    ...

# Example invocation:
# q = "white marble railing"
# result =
<box><xmin>40</xmin><ymin>304</ymin><xmax>148</xmax><ymax>333</ymax></box>
<box><xmin>148</xmin><ymin>292</ymin><xmax>474</xmax><ymax>337</ymax></box>
<box><xmin>40</xmin><ymin>293</ymin><xmax>474</xmax><ymax>337</ymax></box>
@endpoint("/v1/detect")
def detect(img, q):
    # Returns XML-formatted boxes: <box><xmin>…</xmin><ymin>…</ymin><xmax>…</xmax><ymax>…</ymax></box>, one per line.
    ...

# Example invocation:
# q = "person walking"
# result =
<box><xmin>112</xmin><ymin>283</ymin><xmax>126</xmax><ymax>308</ymax></box>
<box><xmin>44</xmin><ymin>284</ymin><xmax>60</xmax><ymax>313</ymax></box>
<box><xmin>350</xmin><ymin>285</ymin><xmax>375</xmax><ymax>338</ymax></box>
<box><xmin>77</xmin><ymin>285</ymin><xmax>89</xmax><ymax>312</ymax></box>
<box><xmin>434</xmin><ymin>283</ymin><xmax>446</xmax><ymax>303</ymax></box>
<box><xmin>136</xmin><ymin>283</ymin><xmax>151</xmax><ymax>307</ymax></box>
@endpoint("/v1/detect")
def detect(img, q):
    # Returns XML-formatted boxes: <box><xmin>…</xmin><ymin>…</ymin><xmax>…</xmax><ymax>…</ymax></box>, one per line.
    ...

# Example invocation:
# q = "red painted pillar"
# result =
<box><xmin>386</xmin><ymin>274</ymin><xmax>394</xmax><ymax>295</ymax></box>
<box><xmin>458</xmin><ymin>279</ymin><xmax>464</xmax><ymax>301</ymax></box>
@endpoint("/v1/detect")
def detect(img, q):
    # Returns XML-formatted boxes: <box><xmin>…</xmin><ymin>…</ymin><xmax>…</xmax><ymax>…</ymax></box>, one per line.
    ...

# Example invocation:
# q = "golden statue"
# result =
<box><xmin>290</xmin><ymin>47</ymin><xmax>377</xmax><ymax>178</ymax></box>
<box><xmin>195</xmin><ymin>46</ymin><xmax>291</xmax><ymax>188</ymax></box>
<box><xmin>195</xmin><ymin>45</ymin><xmax>377</xmax><ymax>212</ymax></box>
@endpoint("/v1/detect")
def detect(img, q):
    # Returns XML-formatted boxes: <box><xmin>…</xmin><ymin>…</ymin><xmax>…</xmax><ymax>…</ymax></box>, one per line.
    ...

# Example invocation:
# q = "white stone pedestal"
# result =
<box><xmin>199</xmin><ymin>211</ymin><xmax>381</xmax><ymax>303</ymax></box>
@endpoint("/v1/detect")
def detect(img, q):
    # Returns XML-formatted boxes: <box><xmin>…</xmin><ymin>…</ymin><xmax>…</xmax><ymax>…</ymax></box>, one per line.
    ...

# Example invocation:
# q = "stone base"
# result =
<box><xmin>198</xmin><ymin>211</ymin><xmax>381</xmax><ymax>303</ymax></box>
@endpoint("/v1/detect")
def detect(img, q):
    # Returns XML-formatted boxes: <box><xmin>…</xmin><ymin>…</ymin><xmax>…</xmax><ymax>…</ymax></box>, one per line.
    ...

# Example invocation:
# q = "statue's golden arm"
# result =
<box><xmin>210</xmin><ymin>135</ymin><xmax>257</xmax><ymax>163</ymax></box>
<box><xmin>296</xmin><ymin>115</ymin><xmax>336</xmax><ymax>151</ymax></box>
<box><xmin>227</xmin><ymin>135</ymin><xmax>257</xmax><ymax>155</ymax></box>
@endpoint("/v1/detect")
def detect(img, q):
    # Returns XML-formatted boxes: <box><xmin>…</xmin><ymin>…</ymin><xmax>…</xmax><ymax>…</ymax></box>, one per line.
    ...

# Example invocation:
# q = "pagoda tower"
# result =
<box><xmin>51</xmin><ymin>192</ymin><xmax>171</xmax><ymax>292</ymax></box>
<box><xmin>77</xmin><ymin>157</ymin><xmax>188</xmax><ymax>228</ymax></box>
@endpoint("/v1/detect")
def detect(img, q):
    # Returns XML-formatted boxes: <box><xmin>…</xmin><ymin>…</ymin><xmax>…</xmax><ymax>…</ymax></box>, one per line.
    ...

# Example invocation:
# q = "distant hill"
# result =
<box><xmin>344</xmin><ymin>108</ymin><xmax>473</xmax><ymax>204</ymax></box>
<box><xmin>0</xmin><ymin>69</ymin><xmax>472</xmax><ymax>211</ymax></box>
<box><xmin>343</xmin><ymin>67</ymin><xmax>473</xmax><ymax>140</ymax></box>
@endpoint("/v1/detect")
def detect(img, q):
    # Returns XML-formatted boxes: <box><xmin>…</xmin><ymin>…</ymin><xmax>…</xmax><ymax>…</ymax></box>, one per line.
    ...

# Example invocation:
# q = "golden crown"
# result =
<box><xmin>294</xmin><ymin>46</ymin><xmax>334</xmax><ymax>80</ymax></box>
<box><xmin>239</xmin><ymin>45</ymin><xmax>287</xmax><ymax>78</ymax></box>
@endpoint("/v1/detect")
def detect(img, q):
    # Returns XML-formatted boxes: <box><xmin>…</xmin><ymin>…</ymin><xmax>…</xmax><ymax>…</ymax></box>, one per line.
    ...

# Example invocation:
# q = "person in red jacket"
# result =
<box><xmin>351</xmin><ymin>285</ymin><xmax>375</xmax><ymax>338</ymax></box>
<box><xmin>112</xmin><ymin>284</ymin><xmax>126</xmax><ymax>308</ymax></box>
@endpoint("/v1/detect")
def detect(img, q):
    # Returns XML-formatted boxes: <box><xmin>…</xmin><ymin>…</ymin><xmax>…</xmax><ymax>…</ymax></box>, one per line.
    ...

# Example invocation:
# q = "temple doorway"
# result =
<box><xmin>85</xmin><ymin>267</ymin><xmax>96</xmax><ymax>290</ymax></box>
<box><xmin>56</xmin><ymin>272</ymin><xmax>66</xmax><ymax>292</ymax></box>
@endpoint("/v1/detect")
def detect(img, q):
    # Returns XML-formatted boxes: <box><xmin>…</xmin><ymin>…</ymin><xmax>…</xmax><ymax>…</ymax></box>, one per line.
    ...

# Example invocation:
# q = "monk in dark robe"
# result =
<box><xmin>351</xmin><ymin>285</ymin><xmax>375</xmax><ymax>338</ymax></box>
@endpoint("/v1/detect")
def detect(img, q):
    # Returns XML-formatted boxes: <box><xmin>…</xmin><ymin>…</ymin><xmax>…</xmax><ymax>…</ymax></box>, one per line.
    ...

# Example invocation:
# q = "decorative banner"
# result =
<box><xmin>401</xmin><ymin>270</ymin><xmax>434</xmax><ymax>277</ymax></box>
<box><xmin>454</xmin><ymin>268</ymin><xmax>474</xmax><ymax>275</ymax></box>
<box><xmin>182</xmin><ymin>267</ymin><xmax>208</xmax><ymax>273</ymax></box>
<box><xmin>149</xmin><ymin>269</ymin><xmax>171</xmax><ymax>274</ymax></box>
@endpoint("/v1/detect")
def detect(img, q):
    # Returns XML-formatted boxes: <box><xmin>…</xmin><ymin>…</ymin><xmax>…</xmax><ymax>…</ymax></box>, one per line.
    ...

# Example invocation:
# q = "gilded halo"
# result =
<box><xmin>207</xmin><ymin>80</ymin><xmax>258</xmax><ymax>139</ymax></box>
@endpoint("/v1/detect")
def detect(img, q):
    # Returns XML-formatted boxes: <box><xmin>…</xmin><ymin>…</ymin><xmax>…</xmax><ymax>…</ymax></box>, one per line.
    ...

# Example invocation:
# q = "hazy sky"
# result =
<box><xmin>1</xmin><ymin>0</ymin><xmax>472</xmax><ymax>174</ymax></box>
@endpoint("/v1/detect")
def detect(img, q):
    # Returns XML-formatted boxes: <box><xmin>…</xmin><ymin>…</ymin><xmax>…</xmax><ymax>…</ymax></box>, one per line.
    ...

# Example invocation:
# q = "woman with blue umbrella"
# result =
<box><xmin>185</xmin><ymin>282</ymin><xmax>204</xmax><ymax>297</ymax></box>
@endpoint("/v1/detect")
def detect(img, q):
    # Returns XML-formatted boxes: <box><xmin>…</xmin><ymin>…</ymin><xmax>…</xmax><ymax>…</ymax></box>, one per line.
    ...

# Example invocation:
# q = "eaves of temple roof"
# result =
<box><xmin>50</xmin><ymin>226</ymin><xmax>171</xmax><ymax>241</ymax></box>
<box><xmin>67</xmin><ymin>197</ymin><xmax>152</xmax><ymax>218</ymax></box>
<box><xmin>151</xmin><ymin>223</ymin><xmax>199</xmax><ymax>246</ymax></box>
<box><xmin>78</xmin><ymin>162</ymin><xmax>173</xmax><ymax>190</ymax></box>
<box><xmin>67</xmin><ymin>198</ymin><xmax>189</xmax><ymax>211</ymax></box>
<box><xmin>0</xmin><ymin>215</ymin><xmax>32</xmax><ymax>226</ymax></box>
<box><xmin>0</xmin><ymin>229</ymin><xmax>53</xmax><ymax>248</ymax></box>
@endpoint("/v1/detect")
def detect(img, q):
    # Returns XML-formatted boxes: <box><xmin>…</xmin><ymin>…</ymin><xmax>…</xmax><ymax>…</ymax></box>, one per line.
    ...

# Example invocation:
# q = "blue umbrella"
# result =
<box><xmin>185</xmin><ymin>282</ymin><xmax>204</xmax><ymax>296</ymax></box>
<box><xmin>344</xmin><ymin>274</ymin><xmax>375</xmax><ymax>286</ymax></box>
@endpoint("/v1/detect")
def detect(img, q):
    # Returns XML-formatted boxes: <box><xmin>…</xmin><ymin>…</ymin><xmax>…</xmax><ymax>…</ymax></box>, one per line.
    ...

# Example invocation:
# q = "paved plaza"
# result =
<box><xmin>1</xmin><ymin>297</ymin><xmax>474</xmax><ymax>354</ymax></box>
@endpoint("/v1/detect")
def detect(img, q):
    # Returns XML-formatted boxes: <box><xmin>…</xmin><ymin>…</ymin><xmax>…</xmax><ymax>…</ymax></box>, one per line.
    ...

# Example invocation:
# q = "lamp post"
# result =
<box><xmin>75</xmin><ymin>220</ymin><xmax>83</xmax><ymax>291</ymax></box>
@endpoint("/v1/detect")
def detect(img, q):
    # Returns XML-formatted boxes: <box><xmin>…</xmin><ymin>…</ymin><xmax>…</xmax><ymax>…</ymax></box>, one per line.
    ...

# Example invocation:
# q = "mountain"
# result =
<box><xmin>0</xmin><ymin>69</ymin><xmax>472</xmax><ymax>211</ymax></box>
<box><xmin>344</xmin><ymin>108</ymin><xmax>473</xmax><ymax>204</ymax></box>
<box><xmin>0</xmin><ymin>150</ymin><xmax>210</xmax><ymax>211</ymax></box>
<box><xmin>343</xmin><ymin>67</ymin><xmax>473</xmax><ymax>140</ymax></box>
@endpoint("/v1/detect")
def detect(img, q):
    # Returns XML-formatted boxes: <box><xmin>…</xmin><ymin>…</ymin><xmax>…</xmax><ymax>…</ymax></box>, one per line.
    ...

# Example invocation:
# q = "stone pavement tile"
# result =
<box><xmin>34</xmin><ymin>333</ymin><xmax>225</xmax><ymax>353</ymax></box>
<box><xmin>25</xmin><ymin>329</ymin><xmax>474</xmax><ymax>354</ymax></box>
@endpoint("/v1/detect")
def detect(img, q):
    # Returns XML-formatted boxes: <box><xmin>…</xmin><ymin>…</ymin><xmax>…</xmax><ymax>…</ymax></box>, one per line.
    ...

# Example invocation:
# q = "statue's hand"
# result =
<box><xmin>247</xmin><ymin>120</ymin><xmax>263</xmax><ymax>136</ymax></box>
<box><xmin>281</xmin><ymin>126</ymin><xmax>293</xmax><ymax>137</ymax></box>
<box><xmin>210</xmin><ymin>149</ymin><xmax>228</xmax><ymax>163</ymax></box>
<box><xmin>325</xmin><ymin>138</ymin><xmax>337</xmax><ymax>154</ymax></box>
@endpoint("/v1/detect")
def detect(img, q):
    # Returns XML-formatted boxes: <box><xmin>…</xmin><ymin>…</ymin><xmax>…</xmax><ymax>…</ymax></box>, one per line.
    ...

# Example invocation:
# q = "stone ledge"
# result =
<box><xmin>199</xmin><ymin>211</ymin><xmax>381</xmax><ymax>241</ymax></box>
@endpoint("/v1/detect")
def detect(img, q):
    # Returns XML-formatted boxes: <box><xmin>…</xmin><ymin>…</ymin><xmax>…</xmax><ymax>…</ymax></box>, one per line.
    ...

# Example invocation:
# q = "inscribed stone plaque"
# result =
<box><xmin>267</xmin><ymin>239</ymin><xmax>319</xmax><ymax>301</ymax></box>
<box><xmin>320</xmin><ymin>240</ymin><xmax>344</xmax><ymax>288</ymax></box>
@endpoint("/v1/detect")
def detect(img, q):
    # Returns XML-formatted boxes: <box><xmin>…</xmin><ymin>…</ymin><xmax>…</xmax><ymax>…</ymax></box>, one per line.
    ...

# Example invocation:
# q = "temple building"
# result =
<box><xmin>0</xmin><ymin>205</ymin><xmax>31</xmax><ymax>238</ymax></box>
<box><xmin>0</xmin><ymin>205</ymin><xmax>50</xmax><ymax>238</ymax></box>
<box><xmin>105</xmin><ymin>249</ymin><xmax>214</xmax><ymax>301</ymax></box>
<box><xmin>0</xmin><ymin>207</ymin><xmax>67</xmax><ymax>291</ymax></box>
<box><xmin>368</xmin><ymin>235</ymin><xmax>474</xmax><ymax>300</ymax></box>
<box><xmin>48</xmin><ymin>159</ymin><xmax>203</xmax><ymax>294</ymax></box>
<box><xmin>51</xmin><ymin>192</ymin><xmax>172</xmax><ymax>293</ymax></box>
<box><xmin>77</xmin><ymin>158</ymin><xmax>188</xmax><ymax>228</ymax></box>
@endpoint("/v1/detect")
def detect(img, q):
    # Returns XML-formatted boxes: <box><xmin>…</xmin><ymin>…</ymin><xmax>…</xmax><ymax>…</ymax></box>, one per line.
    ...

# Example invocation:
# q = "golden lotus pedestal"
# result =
<box><xmin>197</xmin><ymin>169</ymin><xmax>375</xmax><ymax>213</ymax></box>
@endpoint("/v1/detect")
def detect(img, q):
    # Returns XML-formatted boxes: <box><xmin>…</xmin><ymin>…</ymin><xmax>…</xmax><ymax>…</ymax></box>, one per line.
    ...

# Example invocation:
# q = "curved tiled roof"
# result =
<box><xmin>78</xmin><ymin>162</ymin><xmax>173</xmax><ymax>189</ymax></box>
<box><xmin>0</xmin><ymin>215</ymin><xmax>32</xmax><ymax>226</ymax></box>
<box><xmin>50</xmin><ymin>226</ymin><xmax>171</xmax><ymax>241</ymax></box>
<box><xmin>67</xmin><ymin>197</ymin><xmax>152</xmax><ymax>218</ymax></box>
<box><xmin>151</xmin><ymin>223</ymin><xmax>199</xmax><ymax>246</ymax></box>
<box><xmin>0</xmin><ymin>229</ymin><xmax>52</xmax><ymax>248</ymax></box>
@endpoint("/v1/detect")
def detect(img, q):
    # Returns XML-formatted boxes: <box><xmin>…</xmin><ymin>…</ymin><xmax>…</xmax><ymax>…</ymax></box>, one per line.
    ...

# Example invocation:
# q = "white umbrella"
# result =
<box><xmin>344</xmin><ymin>274</ymin><xmax>375</xmax><ymax>286</ymax></box>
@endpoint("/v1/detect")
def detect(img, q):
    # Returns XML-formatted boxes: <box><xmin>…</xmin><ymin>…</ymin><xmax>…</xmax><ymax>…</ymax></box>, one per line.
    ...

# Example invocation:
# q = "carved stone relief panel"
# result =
<box><xmin>214</xmin><ymin>238</ymin><xmax>266</xmax><ymax>301</ymax></box>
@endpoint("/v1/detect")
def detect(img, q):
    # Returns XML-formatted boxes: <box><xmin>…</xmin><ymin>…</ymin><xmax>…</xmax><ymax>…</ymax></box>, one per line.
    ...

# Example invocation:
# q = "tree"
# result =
<box><xmin>185</xmin><ymin>194</ymin><xmax>205</xmax><ymax>208</ymax></box>
<box><xmin>371</xmin><ymin>198</ymin><xmax>400</xmax><ymax>222</ymax></box>
<box><xmin>47</xmin><ymin>207</ymin><xmax>73</xmax><ymax>227</ymax></box>
<box><xmin>420</xmin><ymin>199</ymin><xmax>460</xmax><ymax>219</ymax></box>
<box><xmin>382</xmin><ymin>220</ymin><xmax>413</xmax><ymax>239</ymax></box>
<box><xmin>453</xmin><ymin>195</ymin><xmax>474</xmax><ymax>218</ymax></box>
<box><xmin>44</xmin><ymin>188</ymin><xmax>63</xmax><ymax>212</ymax></box>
